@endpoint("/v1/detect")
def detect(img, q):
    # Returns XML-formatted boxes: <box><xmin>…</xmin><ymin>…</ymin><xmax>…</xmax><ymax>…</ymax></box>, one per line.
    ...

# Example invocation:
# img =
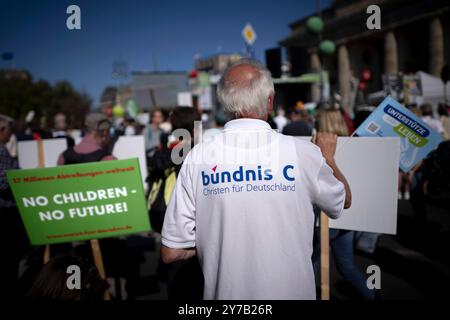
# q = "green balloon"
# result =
<box><xmin>306</xmin><ymin>16</ymin><xmax>324</xmax><ymax>34</ymax></box>
<box><xmin>319</xmin><ymin>40</ymin><xmax>336</xmax><ymax>55</ymax></box>
<box><xmin>113</xmin><ymin>104</ymin><xmax>125</xmax><ymax>117</ymax></box>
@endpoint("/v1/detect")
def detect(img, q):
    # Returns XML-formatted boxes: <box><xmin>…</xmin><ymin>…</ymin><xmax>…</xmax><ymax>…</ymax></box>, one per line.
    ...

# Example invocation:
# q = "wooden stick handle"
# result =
<box><xmin>43</xmin><ymin>245</ymin><xmax>50</xmax><ymax>264</ymax></box>
<box><xmin>37</xmin><ymin>139</ymin><xmax>45</xmax><ymax>168</ymax></box>
<box><xmin>90</xmin><ymin>239</ymin><xmax>111</xmax><ymax>300</ymax></box>
<box><xmin>320</xmin><ymin>212</ymin><xmax>330</xmax><ymax>300</ymax></box>
<box><xmin>38</xmin><ymin>139</ymin><xmax>51</xmax><ymax>266</ymax></box>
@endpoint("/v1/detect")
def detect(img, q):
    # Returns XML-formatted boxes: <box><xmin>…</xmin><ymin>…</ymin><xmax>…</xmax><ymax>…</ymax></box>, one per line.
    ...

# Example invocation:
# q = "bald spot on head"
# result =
<box><xmin>217</xmin><ymin>59</ymin><xmax>274</xmax><ymax>120</ymax></box>
<box><xmin>225</xmin><ymin>63</ymin><xmax>261</xmax><ymax>89</ymax></box>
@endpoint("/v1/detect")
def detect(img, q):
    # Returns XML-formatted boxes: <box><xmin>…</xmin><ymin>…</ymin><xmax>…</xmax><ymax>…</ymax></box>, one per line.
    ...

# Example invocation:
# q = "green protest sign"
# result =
<box><xmin>6</xmin><ymin>158</ymin><xmax>151</xmax><ymax>245</ymax></box>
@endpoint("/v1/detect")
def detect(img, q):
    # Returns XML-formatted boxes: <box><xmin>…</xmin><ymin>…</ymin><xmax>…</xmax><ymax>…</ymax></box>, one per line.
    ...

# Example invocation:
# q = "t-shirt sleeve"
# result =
<box><xmin>313</xmin><ymin>157</ymin><xmax>346</xmax><ymax>219</ymax></box>
<box><xmin>161</xmin><ymin>159</ymin><xmax>196</xmax><ymax>249</ymax></box>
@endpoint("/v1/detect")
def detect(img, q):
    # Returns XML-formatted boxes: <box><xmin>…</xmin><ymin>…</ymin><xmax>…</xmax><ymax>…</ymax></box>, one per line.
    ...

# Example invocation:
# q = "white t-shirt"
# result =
<box><xmin>422</xmin><ymin>116</ymin><xmax>444</xmax><ymax>134</ymax></box>
<box><xmin>274</xmin><ymin>115</ymin><xmax>288</xmax><ymax>132</ymax></box>
<box><xmin>162</xmin><ymin>118</ymin><xmax>345</xmax><ymax>300</ymax></box>
<box><xmin>125</xmin><ymin>125</ymin><xmax>136</xmax><ymax>136</ymax></box>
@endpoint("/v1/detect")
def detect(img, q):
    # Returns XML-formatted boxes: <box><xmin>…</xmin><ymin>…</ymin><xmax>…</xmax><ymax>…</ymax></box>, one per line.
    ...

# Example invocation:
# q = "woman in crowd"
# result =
<box><xmin>148</xmin><ymin>106</ymin><xmax>204</xmax><ymax>301</ymax></box>
<box><xmin>143</xmin><ymin>109</ymin><xmax>165</xmax><ymax>157</ymax></box>
<box><xmin>313</xmin><ymin>107</ymin><xmax>376</xmax><ymax>300</ymax></box>
<box><xmin>438</xmin><ymin>103</ymin><xmax>450</xmax><ymax>140</ymax></box>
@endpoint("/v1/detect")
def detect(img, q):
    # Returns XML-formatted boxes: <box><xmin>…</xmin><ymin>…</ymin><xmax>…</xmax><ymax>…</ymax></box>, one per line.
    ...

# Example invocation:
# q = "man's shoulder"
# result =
<box><xmin>193</xmin><ymin>131</ymin><xmax>321</xmax><ymax>153</ymax></box>
<box><xmin>279</xmin><ymin>133</ymin><xmax>318</xmax><ymax>149</ymax></box>
<box><xmin>288</xmin><ymin>136</ymin><xmax>323</xmax><ymax>160</ymax></box>
<box><xmin>186</xmin><ymin>136</ymin><xmax>216</xmax><ymax>160</ymax></box>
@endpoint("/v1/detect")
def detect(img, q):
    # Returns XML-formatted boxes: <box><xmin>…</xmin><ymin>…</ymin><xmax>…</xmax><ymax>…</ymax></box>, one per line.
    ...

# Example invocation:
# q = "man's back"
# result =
<box><xmin>162</xmin><ymin>119</ymin><xmax>345</xmax><ymax>299</ymax></box>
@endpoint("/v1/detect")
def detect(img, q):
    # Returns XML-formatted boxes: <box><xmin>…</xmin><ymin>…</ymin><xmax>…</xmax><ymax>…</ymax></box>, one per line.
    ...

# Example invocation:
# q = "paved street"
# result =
<box><xmin>118</xmin><ymin>198</ymin><xmax>449</xmax><ymax>300</ymax></box>
<box><xmin>332</xmin><ymin>199</ymin><xmax>450</xmax><ymax>300</ymax></box>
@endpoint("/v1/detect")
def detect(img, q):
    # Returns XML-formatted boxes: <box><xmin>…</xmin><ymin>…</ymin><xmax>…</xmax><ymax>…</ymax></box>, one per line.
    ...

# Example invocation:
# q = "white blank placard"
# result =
<box><xmin>112</xmin><ymin>135</ymin><xmax>148</xmax><ymax>188</ymax></box>
<box><xmin>297</xmin><ymin>137</ymin><xmax>400</xmax><ymax>234</ymax></box>
<box><xmin>17</xmin><ymin>140</ymin><xmax>37</xmax><ymax>169</ymax></box>
<box><xmin>43</xmin><ymin>139</ymin><xmax>68</xmax><ymax>168</ymax></box>
<box><xmin>332</xmin><ymin>137</ymin><xmax>400</xmax><ymax>234</ymax></box>
<box><xmin>17</xmin><ymin>139</ymin><xmax>67</xmax><ymax>169</ymax></box>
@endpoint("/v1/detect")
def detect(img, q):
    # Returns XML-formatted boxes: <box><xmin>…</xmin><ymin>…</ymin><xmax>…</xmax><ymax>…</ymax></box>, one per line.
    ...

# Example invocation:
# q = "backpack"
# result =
<box><xmin>146</xmin><ymin>146</ymin><xmax>180</xmax><ymax>233</ymax></box>
<box><xmin>147</xmin><ymin>168</ymin><xmax>177</xmax><ymax>233</ymax></box>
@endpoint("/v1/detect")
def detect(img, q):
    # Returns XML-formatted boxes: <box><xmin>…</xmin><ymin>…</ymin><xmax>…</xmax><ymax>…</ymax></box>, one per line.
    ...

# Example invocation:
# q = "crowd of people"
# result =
<box><xmin>0</xmin><ymin>58</ymin><xmax>450</xmax><ymax>301</ymax></box>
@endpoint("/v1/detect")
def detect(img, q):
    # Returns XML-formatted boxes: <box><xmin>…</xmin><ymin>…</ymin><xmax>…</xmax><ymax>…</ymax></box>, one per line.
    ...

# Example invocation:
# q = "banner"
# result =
<box><xmin>355</xmin><ymin>96</ymin><xmax>443</xmax><ymax>172</ymax></box>
<box><xmin>18</xmin><ymin>137</ymin><xmax>148</xmax><ymax>190</ymax></box>
<box><xmin>6</xmin><ymin>158</ymin><xmax>150</xmax><ymax>245</ymax></box>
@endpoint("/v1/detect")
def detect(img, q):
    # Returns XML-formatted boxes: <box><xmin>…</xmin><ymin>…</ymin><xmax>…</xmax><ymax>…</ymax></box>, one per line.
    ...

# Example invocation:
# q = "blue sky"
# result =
<box><xmin>0</xmin><ymin>0</ymin><xmax>331</xmax><ymax>105</ymax></box>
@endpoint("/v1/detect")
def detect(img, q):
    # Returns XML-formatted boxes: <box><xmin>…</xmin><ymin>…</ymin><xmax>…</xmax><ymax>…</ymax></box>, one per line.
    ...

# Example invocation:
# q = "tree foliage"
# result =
<box><xmin>0</xmin><ymin>70</ymin><xmax>91</xmax><ymax>129</ymax></box>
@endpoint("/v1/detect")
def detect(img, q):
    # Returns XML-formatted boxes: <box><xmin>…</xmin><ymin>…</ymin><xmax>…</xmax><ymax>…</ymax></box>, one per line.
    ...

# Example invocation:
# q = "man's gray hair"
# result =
<box><xmin>217</xmin><ymin>59</ymin><xmax>274</xmax><ymax>118</ymax></box>
<box><xmin>84</xmin><ymin>112</ymin><xmax>111</xmax><ymax>133</ymax></box>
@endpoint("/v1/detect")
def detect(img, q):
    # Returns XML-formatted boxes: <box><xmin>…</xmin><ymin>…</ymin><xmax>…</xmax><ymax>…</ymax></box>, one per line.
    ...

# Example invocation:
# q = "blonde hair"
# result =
<box><xmin>316</xmin><ymin>109</ymin><xmax>349</xmax><ymax>136</ymax></box>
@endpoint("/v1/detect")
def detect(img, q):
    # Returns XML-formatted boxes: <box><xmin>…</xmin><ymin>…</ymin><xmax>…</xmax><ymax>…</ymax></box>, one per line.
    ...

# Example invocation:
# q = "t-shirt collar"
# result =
<box><xmin>224</xmin><ymin>118</ymin><xmax>272</xmax><ymax>131</ymax></box>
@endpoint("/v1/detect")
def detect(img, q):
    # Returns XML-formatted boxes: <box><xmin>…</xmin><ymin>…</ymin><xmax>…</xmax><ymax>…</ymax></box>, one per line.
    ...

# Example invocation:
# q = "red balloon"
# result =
<box><xmin>358</xmin><ymin>82</ymin><xmax>368</xmax><ymax>91</ymax></box>
<box><xmin>189</xmin><ymin>70</ymin><xmax>198</xmax><ymax>78</ymax></box>
<box><xmin>360</xmin><ymin>69</ymin><xmax>372</xmax><ymax>82</ymax></box>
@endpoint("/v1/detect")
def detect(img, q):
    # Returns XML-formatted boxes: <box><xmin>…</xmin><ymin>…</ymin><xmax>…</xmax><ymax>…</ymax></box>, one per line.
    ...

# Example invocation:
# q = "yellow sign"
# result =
<box><xmin>242</xmin><ymin>23</ymin><xmax>257</xmax><ymax>45</ymax></box>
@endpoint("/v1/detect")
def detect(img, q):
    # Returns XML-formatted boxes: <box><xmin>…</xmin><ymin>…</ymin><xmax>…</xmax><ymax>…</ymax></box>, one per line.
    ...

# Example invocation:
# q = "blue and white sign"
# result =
<box><xmin>355</xmin><ymin>96</ymin><xmax>443</xmax><ymax>172</ymax></box>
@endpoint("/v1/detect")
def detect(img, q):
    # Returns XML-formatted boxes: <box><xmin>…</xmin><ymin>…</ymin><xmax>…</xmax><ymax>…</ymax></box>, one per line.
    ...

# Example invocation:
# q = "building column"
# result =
<box><xmin>430</xmin><ymin>17</ymin><xmax>444</xmax><ymax>77</ymax></box>
<box><xmin>310</xmin><ymin>51</ymin><xmax>321</xmax><ymax>103</ymax></box>
<box><xmin>384</xmin><ymin>31</ymin><xmax>398</xmax><ymax>74</ymax></box>
<box><xmin>338</xmin><ymin>45</ymin><xmax>351</xmax><ymax>112</ymax></box>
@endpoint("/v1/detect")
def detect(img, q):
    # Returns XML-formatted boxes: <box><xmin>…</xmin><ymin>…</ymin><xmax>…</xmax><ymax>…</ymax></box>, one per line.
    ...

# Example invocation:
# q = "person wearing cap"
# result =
<box><xmin>161</xmin><ymin>59</ymin><xmax>351</xmax><ymax>300</ymax></box>
<box><xmin>57</xmin><ymin>113</ymin><xmax>116</xmax><ymax>165</ymax></box>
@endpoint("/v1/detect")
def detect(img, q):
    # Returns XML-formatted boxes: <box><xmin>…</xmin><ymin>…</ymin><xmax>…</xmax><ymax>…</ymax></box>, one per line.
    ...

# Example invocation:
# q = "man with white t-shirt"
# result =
<box><xmin>161</xmin><ymin>59</ymin><xmax>351</xmax><ymax>300</ymax></box>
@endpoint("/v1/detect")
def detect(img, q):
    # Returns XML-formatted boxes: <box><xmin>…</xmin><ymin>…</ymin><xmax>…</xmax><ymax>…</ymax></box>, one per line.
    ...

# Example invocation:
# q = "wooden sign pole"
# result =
<box><xmin>37</xmin><ymin>139</ymin><xmax>45</xmax><ymax>168</ymax></box>
<box><xmin>43</xmin><ymin>245</ymin><xmax>50</xmax><ymax>264</ymax></box>
<box><xmin>90</xmin><ymin>239</ymin><xmax>111</xmax><ymax>300</ymax></box>
<box><xmin>320</xmin><ymin>212</ymin><xmax>330</xmax><ymax>300</ymax></box>
<box><xmin>37</xmin><ymin>139</ymin><xmax>51</xmax><ymax>265</ymax></box>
